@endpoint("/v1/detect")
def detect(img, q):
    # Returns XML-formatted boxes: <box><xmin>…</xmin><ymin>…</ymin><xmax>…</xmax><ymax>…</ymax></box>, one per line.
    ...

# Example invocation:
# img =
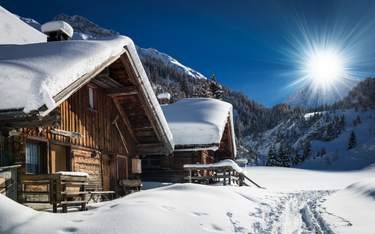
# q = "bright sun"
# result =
<box><xmin>307</xmin><ymin>50</ymin><xmax>343</xmax><ymax>85</ymax></box>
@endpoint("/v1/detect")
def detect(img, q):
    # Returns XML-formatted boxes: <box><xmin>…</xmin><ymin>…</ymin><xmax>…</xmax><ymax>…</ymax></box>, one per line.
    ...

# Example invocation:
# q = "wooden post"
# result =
<box><xmin>189</xmin><ymin>170</ymin><xmax>192</xmax><ymax>183</ymax></box>
<box><xmin>223</xmin><ymin>169</ymin><xmax>226</xmax><ymax>186</ymax></box>
<box><xmin>229</xmin><ymin>169</ymin><xmax>232</xmax><ymax>186</ymax></box>
<box><xmin>81</xmin><ymin>183</ymin><xmax>86</xmax><ymax>211</ymax></box>
<box><xmin>52</xmin><ymin>180</ymin><xmax>57</xmax><ymax>213</ymax></box>
<box><xmin>62</xmin><ymin>180</ymin><xmax>67</xmax><ymax>213</ymax></box>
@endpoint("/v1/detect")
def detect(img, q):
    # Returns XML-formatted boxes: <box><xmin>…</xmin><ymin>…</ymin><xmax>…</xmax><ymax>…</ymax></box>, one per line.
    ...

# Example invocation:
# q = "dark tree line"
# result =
<box><xmin>140</xmin><ymin>56</ymin><xmax>223</xmax><ymax>103</ymax></box>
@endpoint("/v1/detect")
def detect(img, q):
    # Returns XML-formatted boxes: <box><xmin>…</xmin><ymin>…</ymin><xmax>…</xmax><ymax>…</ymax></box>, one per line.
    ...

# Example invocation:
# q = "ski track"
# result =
<box><xmin>238</xmin><ymin>190</ymin><xmax>350</xmax><ymax>234</ymax></box>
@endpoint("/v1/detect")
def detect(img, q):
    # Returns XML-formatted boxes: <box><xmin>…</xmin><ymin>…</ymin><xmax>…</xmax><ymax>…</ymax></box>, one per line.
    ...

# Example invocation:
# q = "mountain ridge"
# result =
<box><xmin>283</xmin><ymin>73</ymin><xmax>360</xmax><ymax>109</ymax></box>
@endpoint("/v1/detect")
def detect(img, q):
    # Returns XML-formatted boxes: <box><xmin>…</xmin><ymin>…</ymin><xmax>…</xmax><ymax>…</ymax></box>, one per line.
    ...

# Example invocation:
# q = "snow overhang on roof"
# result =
<box><xmin>41</xmin><ymin>21</ymin><xmax>74</xmax><ymax>39</ymax></box>
<box><xmin>161</xmin><ymin>98</ymin><xmax>236</xmax><ymax>156</ymax></box>
<box><xmin>0</xmin><ymin>35</ymin><xmax>174</xmax><ymax>149</ymax></box>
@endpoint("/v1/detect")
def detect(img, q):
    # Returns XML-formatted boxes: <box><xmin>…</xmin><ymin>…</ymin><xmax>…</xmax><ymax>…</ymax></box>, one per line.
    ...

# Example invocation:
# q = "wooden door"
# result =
<box><xmin>51</xmin><ymin>144</ymin><xmax>67</xmax><ymax>173</ymax></box>
<box><xmin>117</xmin><ymin>155</ymin><xmax>128</xmax><ymax>180</ymax></box>
<box><xmin>102</xmin><ymin>154</ymin><xmax>116</xmax><ymax>192</ymax></box>
<box><xmin>50</xmin><ymin>144</ymin><xmax>68</xmax><ymax>201</ymax></box>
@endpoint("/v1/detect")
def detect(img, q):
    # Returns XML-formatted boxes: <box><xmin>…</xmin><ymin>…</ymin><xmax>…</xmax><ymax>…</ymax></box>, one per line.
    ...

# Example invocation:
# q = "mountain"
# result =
<box><xmin>15</xmin><ymin>13</ymin><xmax>206</xmax><ymax>81</ymax></box>
<box><xmin>0</xmin><ymin>6</ymin><xmax>46</xmax><ymax>44</ymax></box>
<box><xmin>136</xmin><ymin>47</ymin><xmax>206</xmax><ymax>80</ymax></box>
<box><xmin>52</xmin><ymin>14</ymin><xmax>119</xmax><ymax>40</ymax></box>
<box><xmin>284</xmin><ymin>73</ymin><xmax>360</xmax><ymax>109</ymax></box>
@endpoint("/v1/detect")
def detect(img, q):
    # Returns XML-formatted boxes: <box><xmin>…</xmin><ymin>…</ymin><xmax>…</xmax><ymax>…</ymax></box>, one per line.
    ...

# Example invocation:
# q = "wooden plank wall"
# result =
<box><xmin>19</xmin><ymin>84</ymin><xmax>135</xmax><ymax>157</ymax></box>
<box><xmin>72</xmin><ymin>149</ymin><xmax>101</xmax><ymax>184</ymax></box>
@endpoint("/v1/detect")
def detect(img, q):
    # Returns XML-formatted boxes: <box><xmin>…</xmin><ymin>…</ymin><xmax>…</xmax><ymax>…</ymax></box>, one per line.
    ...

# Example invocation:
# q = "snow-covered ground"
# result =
<box><xmin>1</xmin><ymin>166</ymin><xmax>375</xmax><ymax>234</ymax></box>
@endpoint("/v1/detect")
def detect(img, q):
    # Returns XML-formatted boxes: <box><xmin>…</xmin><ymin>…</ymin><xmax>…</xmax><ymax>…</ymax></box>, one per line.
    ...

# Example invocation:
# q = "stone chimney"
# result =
<box><xmin>157</xmin><ymin>92</ymin><xmax>171</xmax><ymax>105</ymax></box>
<box><xmin>41</xmin><ymin>21</ymin><xmax>74</xmax><ymax>42</ymax></box>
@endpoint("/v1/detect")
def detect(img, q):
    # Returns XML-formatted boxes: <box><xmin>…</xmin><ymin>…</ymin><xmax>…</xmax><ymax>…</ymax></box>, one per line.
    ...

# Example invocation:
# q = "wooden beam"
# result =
<box><xmin>50</xmin><ymin>128</ymin><xmax>84</xmax><ymax>139</ymax></box>
<box><xmin>111</xmin><ymin>96</ymin><xmax>139</xmax><ymax>144</ymax></box>
<box><xmin>135</xmin><ymin>143</ymin><xmax>164</xmax><ymax>155</ymax></box>
<box><xmin>2</xmin><ymin>113</ymin><xmax>60</xmax><ymax>129</ymax></box>
<box><xmin>106</xmin><ymin>86</ymin><xmax>137</xmax><ymax>97</ymax></box>
<box><xmin>120</xmin><ymin>51</ymin><xmax>173</xmax><ymax>154</ymax></box>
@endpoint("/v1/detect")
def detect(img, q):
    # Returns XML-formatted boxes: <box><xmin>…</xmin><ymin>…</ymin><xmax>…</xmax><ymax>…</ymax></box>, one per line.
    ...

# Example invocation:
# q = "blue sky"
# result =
<box><xmin>3</xmin><ymin>0</ymin><xmax>375</xmax><ymax>107</ymax></box>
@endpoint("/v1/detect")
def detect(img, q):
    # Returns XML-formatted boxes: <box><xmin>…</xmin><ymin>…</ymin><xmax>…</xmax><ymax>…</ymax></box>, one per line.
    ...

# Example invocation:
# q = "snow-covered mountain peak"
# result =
<box><xmin>136</xmin><ymin>46</ymin><xmax>207</xmax><ymax>80</ymax></box>
<box><xmin>16</xmin><ymin>12</ymin><xmax>206</xmax><ymax>80</ymax></box>
<box><xmin>284</xmin><ymin>73</ymin><xmax>360</xmax><ymax>109</ymax></box>
<box><xmin>52</xmin><ymin>14</ymin><xmax>119</xmax><ymax>39</ymax></box>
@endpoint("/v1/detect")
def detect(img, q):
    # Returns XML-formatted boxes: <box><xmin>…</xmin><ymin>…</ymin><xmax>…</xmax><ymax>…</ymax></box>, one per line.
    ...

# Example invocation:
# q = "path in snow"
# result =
<box><xmin>247</xmin><ymin>190</ymin><xmax>349</xmax><ymax>234</ymax></box>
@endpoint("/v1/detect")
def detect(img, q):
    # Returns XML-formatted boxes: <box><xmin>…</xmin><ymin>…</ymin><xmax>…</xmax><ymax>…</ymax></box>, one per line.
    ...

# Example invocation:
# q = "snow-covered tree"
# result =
<box><xmin>347</xmin><ymin>131</ymin><xmax>357</xmax><ymax>150</ymax></box>
<box><xmin>266</xmin><ymin>145</ymin><xmax>277</xmax><ymax>166</ymax></box>
<box><xmin>209</xmin><ymin>75</ymin><xmax>224</xmax><ymax>99</ymax></box>
<box><xmin>302</xmin><ymin>141</ymin><xmax>312</xmax><ymax>161</ymax></box>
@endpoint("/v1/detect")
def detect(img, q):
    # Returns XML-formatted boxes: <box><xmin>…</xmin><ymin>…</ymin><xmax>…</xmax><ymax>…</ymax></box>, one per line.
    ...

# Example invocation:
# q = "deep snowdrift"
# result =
<box><xmin>1</xmin><ymin>167</ymin><xmax>375</xmax><ymax>234</ymax></box>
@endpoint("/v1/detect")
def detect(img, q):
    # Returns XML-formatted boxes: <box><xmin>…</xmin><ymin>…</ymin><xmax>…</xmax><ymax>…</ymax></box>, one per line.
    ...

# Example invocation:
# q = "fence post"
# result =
<box><xmin>189</xmin><ymin>170</ymin><xmax>192</xmax><ymax>183</ymax></box>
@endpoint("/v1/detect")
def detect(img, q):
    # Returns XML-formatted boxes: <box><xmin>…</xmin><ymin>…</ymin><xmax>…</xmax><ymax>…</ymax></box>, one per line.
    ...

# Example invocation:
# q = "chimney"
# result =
<box><xmin>41</xmin><ymin>21</ymin><xmax>73</xmax><ymax>42</ymax></box>
<box><xmin>157</xmin><ymin>92</ymin><xmax>171</xmax><ymax>105</ymax></box>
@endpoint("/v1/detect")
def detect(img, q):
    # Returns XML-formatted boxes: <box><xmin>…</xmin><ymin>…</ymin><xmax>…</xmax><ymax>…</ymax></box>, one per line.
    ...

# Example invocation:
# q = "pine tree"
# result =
<box><xmin>352</xmin><ymin>119</ymin><xmax>358</xmax><ymax>127</ymax></box>
<box><xmin>356</xmin><ymin>115</ymin><xmax>361</xmax><ymax>125</ymax></box>
<box><xmin>209</xmin><ymin>75</ymin><xmax>224</xmax><ymax>99</ymax></box>
<box><xmin>266</xmin><ymin>145</ymin><xmax>277</xmax><ymax>166</ymax></box>
<box><xmin>347</xmin><ymin>131</ymin><xmax>357</xmax><ymax>150</ymax></box>
<box><xmin>152</xmin><ymin>67</ymin><xmax>159</xmax><ymax>84</ymax></box>
<box><xmin>321</xmin><ymin>147</ymin><xmax>326</xmax><ymax>156</ymax></box>
<box><xmin>181</xmin><ymin>74</ymin><xmax>190</xmax><ymax>97</ymax></box>
<box><xmin>200</xmin><ymin>82</ymin><xmax>213</xmax><ymax>98</ymax></box>
<box><xmin>278</xmin><ymin>142</ymin><xmax>292</xmax><ymax>167</ymax></box>
<box><xmin>302</xmin><ymin>141</ymin><xmax>312</xmax><ymax>161</ymax></box>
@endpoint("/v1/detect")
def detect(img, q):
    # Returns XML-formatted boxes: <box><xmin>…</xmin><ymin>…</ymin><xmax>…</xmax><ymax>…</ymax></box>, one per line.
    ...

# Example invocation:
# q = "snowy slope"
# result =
<box><xmin>136</xmin><ymin>47</ymin><xmax>207</xmax><ymax>80</ymax></box>
<box><xmin>0</xmin><ymin>6</ymin><xmax>46</xmax><ymax>44</ymax></box>
<box><xmin>297</xmin><ymin>108</ymin><xmax>375</xmax><ymax>170</ymax></box>
<box><xmin>245</xmin><ymin>108</ymin><xmax>375</xmax><ymax>169</ymax></box>
<box><xmin>284</xmin><ymin>73</ymin><xmax>360</xmax><ymax>109</ymax></box>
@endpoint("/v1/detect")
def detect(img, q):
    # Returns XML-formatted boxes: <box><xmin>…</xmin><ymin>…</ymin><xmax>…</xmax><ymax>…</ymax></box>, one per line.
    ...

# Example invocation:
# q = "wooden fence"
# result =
<box><xmin>18</xmin><ymin>174</ymin><xmax>88</xmax><ymax>213</ymax></box>
<box><xmin>184</xmin><ymin>165</ymin><xmax>261</xmax><ymax>188</ymax></box>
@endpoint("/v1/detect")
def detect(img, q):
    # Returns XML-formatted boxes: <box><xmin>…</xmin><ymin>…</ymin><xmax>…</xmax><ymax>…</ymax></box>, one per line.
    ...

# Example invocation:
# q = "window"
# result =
<box><xmin>26</xmin><ymin>143</ymin><xmax>40</xmax><ymax>173</ymax></box>
<box><xmin>25</xmin><ymin>141</ymin><xmax>47</xmax><ymax>174</ymax></box>
<box><xmin>88</xmin><ymin>85</ymin><xmax>97</xmax><ymax>110</ymax></box>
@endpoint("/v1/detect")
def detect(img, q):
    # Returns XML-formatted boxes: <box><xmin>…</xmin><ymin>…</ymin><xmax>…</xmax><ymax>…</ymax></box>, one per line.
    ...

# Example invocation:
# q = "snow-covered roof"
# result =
<box><xmin>41</xmin><ymin>21</ymin><xmax>74</xmax><ymax>38</ymax></box>
<box><xmin>157</xmin><ymin>92</ymin><xmax>171</xmax><ymax>99</ymax></box>
<box><xmin>161</xmin><ymin>98</ymin><xmax>235</xmax><ymax>155</ymax></box>
<box><xmin>0</xmin><ymin>35</ymin><xmax>174</xmax><ymax>147</ymax></box>
<box><xmin>0</xmin><ymin>6</ymin><xmax>46</xmax><ymax>45</ymax></box>
<box><xmin>184</xmin><ymin>159</ymin><xmax>245</xmax><ymax>174</ymax></box>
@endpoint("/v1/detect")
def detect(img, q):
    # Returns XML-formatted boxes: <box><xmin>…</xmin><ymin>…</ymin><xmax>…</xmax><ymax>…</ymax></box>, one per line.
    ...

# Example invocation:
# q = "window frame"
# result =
<box><xmin>88</xmin><ymin>83</ymin><xmax>98</xmax><ymax>111</ymax></box>
<box><xmin>25</xmin><ymin>139</ymin><xmax>48</xmax><ymax>174</ymax></box>
<box><xmin>26</xmin><ymin>143</ymin><xmax>40</xmax><ymax>174</ymax></box>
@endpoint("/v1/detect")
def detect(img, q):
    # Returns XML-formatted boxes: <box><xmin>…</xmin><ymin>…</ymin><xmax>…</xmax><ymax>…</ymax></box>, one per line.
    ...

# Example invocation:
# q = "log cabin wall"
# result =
<box><xmin>12</xmin><ymin>83</ymin><xmax>137</xmax><ymax>204</ymax></box>
<box><xmin>19</xmin><ymin>84</ymin><xmax>135</xmax><ymax>157</ymax></box>
<box><xmin>141</xmin><ymin>151</ymin><xmax>200</xmax><ymax>183</ymax></box>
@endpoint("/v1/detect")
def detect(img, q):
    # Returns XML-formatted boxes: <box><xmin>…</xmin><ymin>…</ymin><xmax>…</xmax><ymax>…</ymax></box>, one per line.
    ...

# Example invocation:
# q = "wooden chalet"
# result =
<box><xmin>141</xmin><ymin>98</ymin><xmax>236</xmax><ymax>183</ymax></box>
<box><xmin>0</xmin><ymin>34</ymin><xmax>173</xmax><ymax>209</ymax></box>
